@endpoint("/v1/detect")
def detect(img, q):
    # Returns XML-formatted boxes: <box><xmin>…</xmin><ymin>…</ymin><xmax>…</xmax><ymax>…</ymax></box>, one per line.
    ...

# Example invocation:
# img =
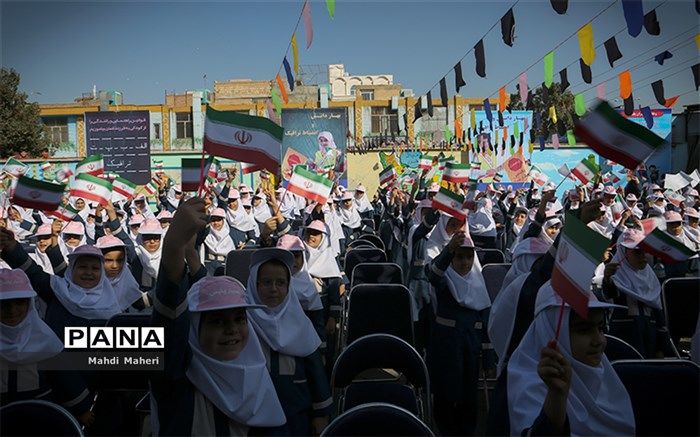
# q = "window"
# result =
<box><xmin>361</xmin><ymin>89</ymin><xmax>374</xmax><ymax>100</ymax></box>
<box><xmin>43</xmin><ymin>118</ymin><xmax>69</xmax><ymax>144</ymax></box>
<box><xmin>175</xmin><ymin>112</ymin><xmax>192</xmax><ymax>139</ymax></box>
<box><xmin>153</xmin><ymin>123</ymin><xmax>161</xmax><ymax>140</ymax></box>
<box><xmin>371</xmin><ymin>107</ymin><xmax>398</xmax><ymax>134</ymax></box>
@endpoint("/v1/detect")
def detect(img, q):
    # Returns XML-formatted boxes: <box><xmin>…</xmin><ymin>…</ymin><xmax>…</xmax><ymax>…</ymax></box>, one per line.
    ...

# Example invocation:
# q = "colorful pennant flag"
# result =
<box><xmin>574</xmin><ymin>93</ymin><xmax>586</xmax><ymax>116</ymax></box>
<box><xmin>622</xmin><ymin>0</ymin><xmax>644</xmax><ymax>37</ymax></box>
<box><xmin>604</xmin><ymin>37</ymin><xmax>623</xmax><ymax>67</ymax></box>
<box><xmin>552</xmin><ymin>133</ymin><xmax>560</xmax><ymax>149</ymax></box>
<box><xmin>580</xmin><ymin>58</ymin><xmax>592</xmax><ymax>84</ymax></box>
<box><xmin>619</xmin><ymin>70</ymin><xmax>632</xmax><ymax>99</ymax></box>
<box><xmin>550</xmin><ymin>0</ymin><xmax>568</xmax><ymax>14</ymax></box>
<box><xmin>567</xmin><ymin>130</ymin><xmax>576</xmax><ymax>146</ymax></box>
<box><xmin>11</xmin><ymin>176</ymin><xmax>66</xmax><ymax>211</ymax></box>
<box><xmin>475</xmin><ymin>39</ymin><xmax>486</xmax><ymax>78</ymax></box>
<box><xmin>499</xmin><ymin>86</ymin><xmax>507</xmax><ymax>110</ymax></box>
<box><xmin>596</xmin><ymin>83</ymin><xmax>606</xmax><ymax>100</ymax></box>
<box><xmin>454</xmin><ymin>62</ymin><xmax>466</xmax><ymax>93</ymax></box>
<box><xmin>326</xmin><ymin>0</ymin><xmax>335</xmax><ymax>18</ymax></box>
<box><xmin>578</xmin><ymin>22</ymin><xmax>595</xmax><ymax>66</ymax></box>
<box><xmin>302</xmin><ymin>1</ymin><xmax>313</xmax><ymax>49</ymax></box>
<box><xmin>275</xmin><ymin>74</ymin><xmax>289</xmax><ymax>104</ymax></box>
<box><xmin>291</xmin><ymin>33</ymin><xmax>300</xmax><ymax>75</ymax></box>
<box><xmin>518</xmin><ymin>72</ymin><xmax>528</xmax><ymax>105</ymax></box>
<box><xmin>501</xmin><ymin>8</ymin><xmax>515</xmax><ymax>46</ymax></box>
<box><xmin>283</xmin><ymin>57</ymin><xmax>295</xmax><ymax>92</ymax></box>
<box><xmin>644</xmin><ymin>10</ymin><xmax>660</xmax><ymax>36</ymax></box>
<box><xmin>271</xmin><ymin>87</ymin><xmax>282</xmax><ymax>116</ymax></box>
<box><xmin>544</xmin><ymin>51</ymin><xmax>554</xmax><ymax>88</ymax></box>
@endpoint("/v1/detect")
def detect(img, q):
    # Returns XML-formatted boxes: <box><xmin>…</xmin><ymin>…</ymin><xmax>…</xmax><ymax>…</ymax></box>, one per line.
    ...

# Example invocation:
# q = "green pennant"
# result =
<box><xmin>443</xmin><ymin>125</ymin><xmax>452</xmax><ymax>142</ymax></box>
<box><xmin>513</xmin><ymin>121</ymin><xmax>520</xmax><ymax>138</ymax></box>
<box><xmin>326</xmin><ymin>0</ymin><xmax>335</xmax><ymax>18</ymax></box>
<box><xmin>544</xmin><ymin>51</ymin><xmax>554</xmax><ymax>88</ymax></box>
<box><xmin>574</xmin><ymin>93</ymin><xmax>586</xmax><ymax>116</ymax></box>
<box><xmin>567</xmin><ymin>130</ymin><xmax>576</xmax><ymax>146</ymax></box>
<box><xmin>271</xmin><ymin>88</ymin><xmax>282</xmax><ymax>116</ymax></box>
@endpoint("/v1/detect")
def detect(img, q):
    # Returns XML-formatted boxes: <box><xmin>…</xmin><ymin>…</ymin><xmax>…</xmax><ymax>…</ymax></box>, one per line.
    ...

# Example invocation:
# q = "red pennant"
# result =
<box><xmin>664</xmin><ymin>95</ymin><xmax>679</xmax><ymax>108</ymax></box>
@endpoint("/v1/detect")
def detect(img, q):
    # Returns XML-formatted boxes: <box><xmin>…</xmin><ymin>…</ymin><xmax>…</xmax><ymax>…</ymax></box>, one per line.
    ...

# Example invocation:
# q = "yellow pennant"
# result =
<box><xmin>291</xmin><ymin>33</ymin><xmax>300</xmax><ymax>75</ymax></box>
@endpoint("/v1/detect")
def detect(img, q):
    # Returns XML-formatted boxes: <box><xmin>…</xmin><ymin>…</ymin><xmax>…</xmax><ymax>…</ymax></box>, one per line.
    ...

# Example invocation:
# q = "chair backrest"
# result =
<box><xmin>224</xmin><ymin>249</ymin><xmax>257</xmax><ymax>284</ymax></box>
<box><xmin>0</xmin><ymin>400</ymin><xmax>84</xmax><ymax>436</ymax></box>
<box><xmin>344</xmin><ymin>248</ymin><xmax>386</xmax><ymax>283</ymax></box>
<box><xmin>346</xmin><ymin>285</ymin><xmax>413</xmax><ymax>346</ymax></box>
<box><xmin>343</xmin><ymin>382</ymin><xmax>419</xmax><ymax>415</ymax></box>
<box><xmin>351</xmin><ymin>263</ymin><xmax>403</xmax><ymax>288</ymax></box>
<box><xmin>612</xmin><ymin>359</ymin><xmax>699</xmax><ymax>436</ymax></box>
<box><xmin>347</xmin><ymin>240</ymin><xmax>375</xmax><ymax>250</ymax></box>
<box><xmin>604</xmin><ymin>334</ymin><xmax>643</xmax><ymax>361</ymax></box>
<box><xmin>332</xmin><ymin>334</ymin><xmax>428</xmax><ymax>390</ymax></box>
<box><xmin>361</xmin><ymin>218</ymin><xmax>376</xmax><ymax>232</ymax></box>
<box><xmin>359</xmin><ymin>234</ymin><xmax>386</xmax><ymax>252</ymax></box>
<box><xmin>481</xmin><ymin>263</ymin><xmax>511</xmax><ymax>302</ymax></box>
<box><xmin>321</xmin><ymin>403</ymin><xmax>434</xmax><ymax>437</ymax></box>
<box><xmin>476</xmin><ymin>248</ymin><xmax>505</xmax><ymax>265</ymax></box>
<box><xmin>662</xmin><ymin>277</ymin><xmax>700</xmax><ymax>343</ymax></box>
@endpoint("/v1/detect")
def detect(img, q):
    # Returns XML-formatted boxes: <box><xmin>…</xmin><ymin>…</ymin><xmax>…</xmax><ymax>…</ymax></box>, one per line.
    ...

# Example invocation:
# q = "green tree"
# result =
<box><xmin>0</xmin><ymin>68</ymin><xmax>48</xmax><ymax>159</ymax></box>
<box><xmin>509</xmin><ymin>82</ymin><xmax>575</xmax><ymax>139</ymax></box>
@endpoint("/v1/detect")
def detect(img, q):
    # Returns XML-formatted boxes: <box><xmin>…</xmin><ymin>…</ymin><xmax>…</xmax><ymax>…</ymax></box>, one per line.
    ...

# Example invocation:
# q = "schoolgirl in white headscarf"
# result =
<box><xmin>95</xmin><ymin>235</ymin><xmax>146</xmax><ymax>312</ymax></box>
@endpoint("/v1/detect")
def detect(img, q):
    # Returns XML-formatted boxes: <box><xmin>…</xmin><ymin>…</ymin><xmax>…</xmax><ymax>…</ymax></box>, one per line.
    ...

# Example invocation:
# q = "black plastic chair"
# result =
<box><xmin>331</xmin><ymin>334</ymin><xmax>431</xmax><ymax>422</ymax></box>
<box><xmin>361</xmin><ymin>218</ymin><xmax>376</xmax><ymax>233</ymax></box>
<box><xmin>604</xmin><ymin>334</ymin><xmax>643</xmax><ymax>361</ymax></box>
<box><xmin>358</xmin><ymin>234</ymin><xmax>386</xmax><ymax>252</ymax></box>
<box><xmin>662</xmin><ymin>277</ymin><xmax>700</xmax><ymax>356</ymax></box>
<box><xmin>612</xmin><ymin>359</ymin><xmax>699</xmax><ymax>436</ymax></box>
<box><xmin>321</xmin><ymin>402</ymin><xmax>434</xmax><ymax>437</ymax></box>
<box><xmin>1</xmin><ymin>400</ymin><xmax>84</xmax><ymax>436</ymax></box>
<box><xmin>345</xmin><ymin>284</ymin><xmax>413</xmax><ymax>346</ymax></box>
<box><xmin>351</xmin><ymin>263</ymin><xmax>403</xmax><ymax>288</ymax></box>
<box><xmin>344</xmin><ymin>248</ymin><xmax>386</xmax><ymax>285</ymax></box>
<box><xmin>224</xmin><ymin>249</ymin><xmax>257</xmax><ymax>284</ymax></box>
<box><xmin>476</xmin><ymin>248</ymin><xmax>505</xmax><ymax>265</ymax></box>
<box><xmin>347</xmin><ymin>240</ymin><xmax>375</xmax><ymax>250</ymax></box>
<box><xmin>481</xmin><ymin>263</ymin><xmax>511</xmax><ymax>303</ymax></box>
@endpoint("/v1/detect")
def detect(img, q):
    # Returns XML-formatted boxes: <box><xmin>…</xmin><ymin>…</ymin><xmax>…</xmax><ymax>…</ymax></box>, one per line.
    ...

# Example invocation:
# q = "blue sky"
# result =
<box><xmin>2</xmin><ymin>0</ymin><xmax>698</xmax><ymax>109</ymax></box>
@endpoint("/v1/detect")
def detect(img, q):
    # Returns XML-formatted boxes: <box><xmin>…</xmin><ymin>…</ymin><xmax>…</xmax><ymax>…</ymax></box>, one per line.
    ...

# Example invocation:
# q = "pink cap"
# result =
<box><xmin>651</xmin><ymin>184</ymin><xmax>662</xmax><ymax>191</ymax></box>
<box><xmin>688</xmin><ymin>189</ymin><xmax>699</xmax><ymax>197</ymax></box>
<box><xmin>543</xmin><ymin>183</ymin><xmax>556</xmax><ymax>192</ymax></box>
<box><xmin>459</xmin><ymin>233</ymin><xmax>475</xmax><ymax>248</ymax></box>
<box><xmin>626</xmin><ymin>193</ymin><xmax>638</xmax><ymax>202</ymax></box>
<box><xmin>603</xmin><ymin>186</ymin><xmax>616</xmax><ymax>195</ymax></box>
<box><xmin>156</xmin><ymin>210</ymin><xmax>173</xmax><ymax>220</ymax></box>
<box><xmin>187</xmin><ymin>276</ymin><xmax>263</xmax><ymax>313</ymax></box>
<box><xmin>139</xmin><ymin>219</ymin><xmax>164</xmax><ymax>235</ymax></box>
<box><xmin>239</xmin><ymin>186</ymin><xmax>251</xmax><ymax>194</ymax></box>
<box><xmin>173</xmin><ymin>185</ymin><xmax>182</xmax><ymax>193</ymax></box>
<box><xmin>341</xmin><ymin>191</ymin><xmax>354</xmax><ymax>201</ymax></box>
<box><xmin>242</xmin><ymin>199</ymin><xmax>252</xmax><ymax>207</ymax></box>
<box><xmin>0</xmin><ymin>269</ymin><xmax>36</xmax><ymax>300</ymax></box>
<box><xmin>96</xmin><ymin>235</ymin><xmax>125</xmax><ymax>250</ymax></box>
<box><xmin>228</xmin><ymin>189</ymin><xmax>240</xmax><ymax>200</ymax></box>
<box><xmin>254</xmin><ymin>192</ymin><xmax>267</xmax><ymax>201</ymax></box>
<box><xmin>685</xmin><ymin>207</ymin><xmax>699</xmax><ymax>219</ymax></box>
<box><xmin>67</xmin><ymin>244</ymin><xmax>104</xmax><ymax>260</ymax></box>
<box><xmin>664</xmin><ymin>211</ymin><xmax>683</xmax><ymax>223</ymax></box>
<box><xmin>210</xmin><ymin>208</ymin><xmax>225</xmax><ymax>218</ymax></box>
<box><xmin>35</xmin><ymin>223</ymin><xmax>52</xmax><ymax>237</ymax></box>
<box><xmin>619</xmin><ymin>228</ymin><xmax>645</xmax><ymax>249</ymax></box>
<box><xmin>277</xmin><ymin>234</ymin><xmax>305</xmax><ymax>252</ymax></box>
<box><xmin>355</xmin><ymin>185</ymin><xmax>366</xmax><ymax>193</ymax></box>
<box><xmin>428</xmin><ymin>183</ymin><xmax>440</xmax><ymax>193</ymax></box>
<box><xmin>62</xmin><ymin>221</ymin><xmax>85</xmax><ymax>236</ymax></box>
<box><xmin>305</xmin><ymin>220</ymin><xmax>327</xmax><ymax>234</ymax></box>
<box><xmin>130</xmin><ymin>214</ymin><xmax>145</xmax><ymax>226</ymax></box>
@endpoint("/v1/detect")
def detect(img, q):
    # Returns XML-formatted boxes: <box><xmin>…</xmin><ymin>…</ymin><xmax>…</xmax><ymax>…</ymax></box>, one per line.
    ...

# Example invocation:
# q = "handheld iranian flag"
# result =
<box><xmin>204</xmin><ymin>107</ymin><xmax>283</xmax><ymax>173</ymax></box>
<box><xmin>529</xmin><ymin>165</ymin><xmax>549</xmax><ymax>186</ymax></box>
<box><xmin>206</xmin><ymin>157</ymin><xmax>220</xmax><ymax>183</ymax></box>
<box><xmin>287</xmin><ymin>165</ymin><xmax>334</xmax><ymax>204</ymax></box>
<box><xmin>70</xmin><ymin>173</ymin><xmax>113</xmax><ymax>206</ymax></box>
<box><xmin>432</xmin><ymin>188</ymin><xmax>467</xmax><ymax>221</ymax></box>
<box><xmin>142</xmin><ymin>177</ymin><xmax>159</xmax><ymax>196</ymax></box>
<box><xmin>602</xmin><ymin>172</ymin><xmax>620</xmax><ymax>184</ymax></box>
<box><xmin>419</xmin><ymin>155</ymin><xmax>434</xmax><ymax>170</ymax></box>
<box><xmin>571</xmin><ymin>158</ymin><xmax>600</xmax><ymax>185</ymax></box>
<box><xmin>551</xmin><ymin>212</ymin><xmax>610</xmax><ymax>319</ymax></box>
<box><xmin>610</xmin><ymin>193</ymin><xmax>626</xmax><ymax>221</ymax></box>
<box><xmin>438</xmin><ymin>156</ymin><xmax>455</xmax><ymax>171</ymax></box>
<box><xmin>52</xmin><ymin>201</ymin><xmax>80</xmax><ymax>222</ymax></box>
<box><xmin>442</xmin><ymin>162</ymin><xmax>471</xmax><ymax>183</ymax></box>
<box><xmin>54</xmin><ymin>167</ymin><xmax>74</xmax><ymax>183</ymax></box>
<box><xmin>2</xmin><ymin>157</ymin><xmax>28</xmax><ymax>177</ymax></box>
<box><xmin>637</xmin><ymin>217</ymin><xmax>696</xmax><ymax>263</ymax></box>
<box><xmin>75</xmin><ymin>155</ymin><xmax>104</xmax><ymax>177</ymax></box>
<box><xmin>241</xmin><ymin>162</ymin><xmax>264</xmax><ymax>175</ymax></box>
<box><xmin>558</xmin><ymin>163</ymin><xmax>573</xmax><ymax>180</ymax></box>
<box><xmin>11</xmin><ymin>176</ymin><xmax>66</xmax><ymax>211</ymax></box>
<box><xmin>379</xmin><ymin>165</ymin><xmax>397</xmax><ymax>186</ymax></box>
<box><xmin>574</xmin><ymin>100</ymin><xmax>665</xmax><ymax>170</ymax></box>
<box><xmin>111</xmin><ymin>176</ymin><xmax>138</xmax><ymax>202</ymax></box>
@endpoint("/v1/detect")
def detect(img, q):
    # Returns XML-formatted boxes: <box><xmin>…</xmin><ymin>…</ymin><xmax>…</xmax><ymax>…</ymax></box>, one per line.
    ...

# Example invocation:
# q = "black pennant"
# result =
<box><xmin>559</xmin><ymin>68</ymin><xmax>570</xmax><ymax>91</ymax></box>
<box><xmin>550</xmin><ymin>0</ymin><xmax>568</xmax><ymax>14</ymax></box>
<box><xmin>604</xmin><ymin>37</ymin><xmax>623</xmax><ymax>68</ymax></box>
<box><xmin>644</xmin><ymin>10</ymin><xmax>660</xmax><ymax>36</ymax></box>
<box><xmin>510</xmin><ymin>134</ymin><xmax>516</xmax><ymax>149</ymax></box>
<box><xmin>693</xmin><ymin>63</ymin><xmax>700</xmax><ymax>90</ymax></box>
<box><xmin>580</xmin><ymin>58</ymin><xmax>592</xmax><ymax>84</ymax></box>
<box><xmin>623</xmin><ymin>94</ymin><xmax>634</xmax><ymax>116</ymax></box>
<box><xmin>529</xmin><ymin>129</ymin><xmax>536</xmax><ymax>144</ymax></box>
<box><xmin>525</xmin><ymin>90</ymin><xmax>534</xmax><ymax>110</ymax></box>
<box><xmin>651</xmin><ymin>80</ymin><xmax>666</xmax><ymax>106</ymax></box>
<box><xmin>454</xmin><ymin>62</ymin><xmax>466</xmax><ymax>93</ymax></box>
<box><xmin>414</xmin><ymin>100</ymin><xmax>422</xmax><ymax>122</ymax></box>
<box><xmin>475</xmin><ymin>39</ymin><xmax>486</xmax><ymax>78</ymax></box>
<box><xmin>498</xmin><ymin>111</ymin><xmax>504</xmax><ymax>127</ymax></box>
<box><xmin>426</xmin><ymin>91</ymin><xmax>434</xmax><ymax>117</ymax></box>
<box><xmin>501</xmin><ymin>8</ymin><xmax>515</xmax><ymax>47</ymax></box>
<box><xmin>519</xmin><ymin>131</ymin><xmax>524</xmax><ymax>147</ymax></box>
<box><xmin>439</xmin><ymin>78</ymin><xmax>448</xmax><ymax>107</ymax></box>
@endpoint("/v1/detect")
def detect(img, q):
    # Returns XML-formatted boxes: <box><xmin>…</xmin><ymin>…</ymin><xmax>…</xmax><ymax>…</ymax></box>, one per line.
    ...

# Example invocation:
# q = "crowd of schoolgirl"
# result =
<box><xmin>1</xmin><ymin>163</ymin><xmax>699</xmax><ymax>436</ymax></box>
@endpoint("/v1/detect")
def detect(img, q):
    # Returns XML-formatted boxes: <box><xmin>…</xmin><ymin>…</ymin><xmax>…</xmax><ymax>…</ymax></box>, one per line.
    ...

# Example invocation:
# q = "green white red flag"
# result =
<box><xmin>571</xmin><ymin>158</ymin><xmax>600</xmax><ymax>185</ymax></box>
<box><xmin>638</xmin><ymin>217</ymin><xmax>696</xmax><ymax>263</ymax></box>
<box><xmin>529</xmin><ymin>165</ymin><xmax>549</xmax><ymax>186</ymax></box>
<box><xmin>2</xmin><ymin>157</ymin><xmax>28</xmax><ymax>177</ymax></box>
<box><xmin>70</xmin><ymin>173</ymin><xmax>112</xmax><ymax>206</ymax></box>
<box><xmin>551</xmin><ymin>212</ymin><xmax>610</xmax><ymax>318</ymax></box>
<box><xmin>51</xmin><ymin>201</ymin><xmax>80</xmax><ymax>222</ymax></box>
<box><xmin>204</xmin><ymin>107</ymin><xmax>283</xmax><ymax>173</ymax></box>
<box><xmin>419</xmin><ymin>155</ymin><xmax>434</xmax><ymax>170</ymax></box>
<box><xmin>442</xmin><ymin>162</ymin><xmax>471</xmax><ymax>183</ymax></box>
<box><xmin>75</xmin><ymin>155</ymin><xmax>104</xmax><ymax>177</ymax></box>
<box><xmin>111</xmin><ymin>176</ymin><xmax>138</xmax><ymax>202</ymax></box>
<box><xmin>432</xmin><ymin>188</ymin><xmax>466</xmax><ymax>221</ymax></box>
<box><xmin>379</xmin><ymin>165</ymin><xmax>397</xmax><ymax>186</ymax></box>
<box><xmin>11</xmin><ymin>176</ymin><xmax>66</xmax><ymax>211</ymax></box>
<box><xmin>574</xmin><ymin>100</ymin><xmax>665</xmax><ymax>170</ymax></box>
<box><xmin>142</xmin><ymin>177</ymin><xmax>159</xmax><ymax>196</ymax></box>
<box><xmin>287</xmin><ymin>165</ymin><xmax>334</xmax><ymax>204</ymax></box>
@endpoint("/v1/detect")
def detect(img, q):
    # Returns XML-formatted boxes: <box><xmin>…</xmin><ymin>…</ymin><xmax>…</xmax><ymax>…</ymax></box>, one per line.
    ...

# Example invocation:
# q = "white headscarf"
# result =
<box><xmin>166</xmin><ymin>186</ymin><xmax>180</xmax><ymax>210</ymax></box>
<box><xmin>105</xmin><ymin>249</ymin><xmax>144</xmax><ymax>311</ymax></box>
<box><xmin>49</xmin><ymin>252</ymin><xmax>121</xmax><ymax>320</ymax></box>
<box><xmin>0</xmin><ymin>297</ymin><xmax>63</xmax><ymax>364</ymax></box>
<box><xmin>488</xmin><ymin>272</ymin><xmax>530</xmax><ymax>376</ymax></box>
<box><xmin>289</xmin><ymin>250</ymin><xmax>323</xmax><ymax>312</ymax></box>
<box><xmin>185</xmin><ymin>312</ymin><xmax>286</xmax><ymax>427</ymax></box>
<box><xmin>507</xmin><ymin>281</ymin><xmax>635</xmax><ymax>436</ymax></box>
<box><xmin>304</xmin><ymin>230</ymin><xmax>341</xmax><ymax>279</ymax></box>
<box><xmin>204</xmin><ymin>221</ymin><xmax>236</xmax><ymax>257</ymax></box>
<box><xmin>502</xmin><ymin>236</ymin><xmax>551</xmax><ymax>288</ymax></box>
<box><xmin>246</xmin><ymin>254</ymin><xmax>321</xmax><ymax>357</ymax></box>
<box><xmin>30</xmin><ymin>247</ymin><xmax>55</xmax><ymax>275</ymax></box>
<box><xmin>253</xmin><ymin>194</ymin><xmax>273</xmax><ymax>223</ymax></box>
<box><xmin>337</xmin><ymin>201</ymin><xmax>362</xmax><ymax>229</ymax></box>
<box><xmin>444</xmin><ymin>253</ymin><xmax>490</xmax><ymax>311</ymax></box>
<box><xmin>278</xmin><ymin>192</ymin><xmax>298</xmax><ymax>219</ymax></box>
<box><xmin>135</xmin><ymin>237</ymin><xmax>162</xmax><ymax>282</ymax></box>
<box><xmin>469</xmin><ymin>198</ymin><xmax>496</xmax><ymax>237</ymax></box>
<box><xmin>354</xmin><ymin>192</ymin><xmax>374</xmax><ymax>214</ymax></box>
<box><xmin>425</xmin><ymin>214</ymin><xmax>455</xmax><ymax>260</ymax></box>
<box><xmin>611</xmin><ymin>245</ymin><xmax>662</xmax><ymax>310</ymax></box>
<box><xmin>226</xmin><ymin>200</ymin><xmax>256</xmax><ymax>233</ymax></box>
<box><xmin>8</xmin><ymin>206</ymin><xmax>36</xmax><ymax>241</ymax></box>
